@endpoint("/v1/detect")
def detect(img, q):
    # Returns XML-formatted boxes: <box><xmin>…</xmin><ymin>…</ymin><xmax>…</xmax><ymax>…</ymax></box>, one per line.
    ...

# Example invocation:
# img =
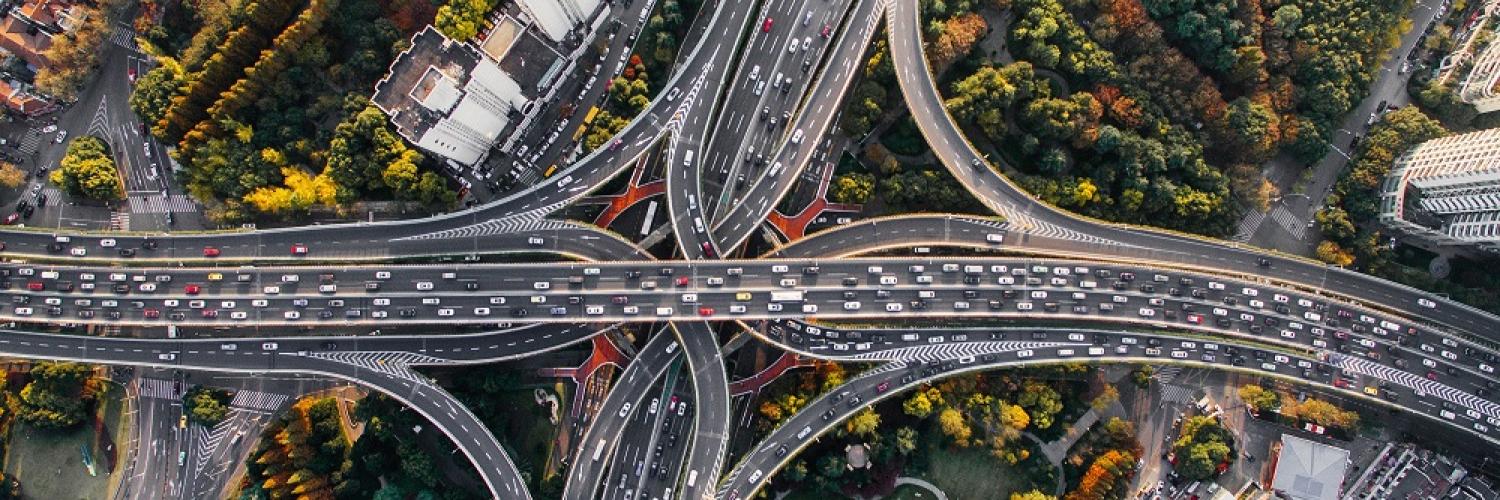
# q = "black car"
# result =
<box><xmin>399</xmin><ymin>308</ymin><xmax>417</xmax><ymax>318</ymax></box>
<box><xmin>511</xmin><ymin>308</ymin><xmax>529</xmax><ymax>317</ymax></box>
<box><xmin>119</xmin><ymin>248</ymin><xmax>136</xmax><ymax>257</ymax></box>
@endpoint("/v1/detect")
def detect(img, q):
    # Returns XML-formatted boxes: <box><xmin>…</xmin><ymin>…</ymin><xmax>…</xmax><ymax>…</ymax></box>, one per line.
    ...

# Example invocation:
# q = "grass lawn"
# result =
<box><xmin>921</xmin><ymin>439</ymin><xmax>1029</xmax><ymax>500</ymax></box>
<box><xmin>5</xmin><ymin>423</ymin><xmax>112</xmax><ymax>500</ymax></box>
<box><xmin>500</xmin><ymin>385</ymin><xmax>559</xmax><ymax>486</ymax></box>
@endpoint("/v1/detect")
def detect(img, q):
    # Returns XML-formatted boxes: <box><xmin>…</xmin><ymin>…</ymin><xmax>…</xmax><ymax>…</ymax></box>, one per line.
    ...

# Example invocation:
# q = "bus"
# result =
<box><xmin>582</xmin><ymin>106</ymin><xmax>601</xmax><ymax>125</ymax></box>
<box><xmin>591</xmin><ymin>439</ymin><xmax>607</xmax><ymax>461</ymax></box>
<box><xmin>685</xmin><ymin>469</ymin><xmax>699</xmax><ymax>488</ymax></box>
<box><xmin>770</xmin><ymin>291</ymin><xmax>805</xmax><ymax>302</ymax></box>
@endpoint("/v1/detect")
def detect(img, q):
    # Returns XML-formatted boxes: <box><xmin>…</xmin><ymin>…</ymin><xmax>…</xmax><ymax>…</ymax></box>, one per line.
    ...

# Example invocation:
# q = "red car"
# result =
<box><xmin>143</xmin><ymin>308</ymin><xmax>160</xmax><ymax>319</ymax></box>
<box><xmin>1426</xmin><ymin>371</ymin><xmax>1439</xmax><ymax>380</ymax></box>
<box><xmin>291</xmin><ymin>243</ymin><xmax>308</xmax><ymax>255</ymax></box>
<box><xmin>876</xmin><ymin>381</ymin><xmax>891</xmax><ymax>393</ymax></box>
<box><xmin>675</xmin><ymin>276</ymin><xmax>690</xmax><ymax>286</ymax></box>
<box><xmin>700</xmin><ymin>241</ymin><xmax>715</xmax><ymax>257</ymax></box>
<box><xmin>203</xmin><ymin>247</ymin><xmax>221</xmax><ymax>257</ymax></box>
<box><xmin>1332</xmin><ymin>378</ymin><xmax>1351</xmax><ymax>389</ymax></box>
<box><xmin>820</xmin><ymin>24</ymin><xmax>832</xmax><ymax>38</ymax></box>
<box><xmin>184</xmin><ymin>284</ymin><xmax>201</xmax><ymax>295</ymax></box>
<box><xmin>201</xmin><ymin>309</ymin><xmax>218</xmax><ymax>318</ymax></box>
<box><xmin>698</xmin><ymin>306</ymin><xmax>714</xmax><ymax>316</ymax></box>
<box><xmin>3</xmin><ymin>213</ymin><xmax>18</xmax><ymax>225</ymax></box>
<box><xmin>26</xmin><ymin>281</ymin><xmax>43</xmax><ymax>291</ymax></box>
<box><xmin>762</xmin><ymin>17</ymin><xmax>773</xmax><ymax>32</ymax></box>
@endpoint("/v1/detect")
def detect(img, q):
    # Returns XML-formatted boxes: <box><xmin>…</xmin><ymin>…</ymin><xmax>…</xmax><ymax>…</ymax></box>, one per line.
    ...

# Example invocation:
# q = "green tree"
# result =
<box><xmin>946</xmin><ymin>63</ymin><xmax>1023</xmax><ymax>140</ymax></box>
<box><xmin>184</xmin><ymin>386</ymin><xmax>233</xmax><ymax>425</ymax></box>
<box><xmin>17</xmin><ymin>361</ymin><xmax>96</xmax><ymax>429</ymax></box>
<box><xmin>844</xmin><ymin>407</ymin><xmax>881</xmax><ymax>437</ymax></box>
<box><xmin>1237</xmin><ymin>385</ymin><xmax>1280</xmax><ymax>414</ymax></box>
<box><xmin>1011</xmin><ymin>490</ymin><xmax>1058</xmax><ymax>500</ymax></box>
<box><xmin>938</xmin><ymin>407</ymin><xmax>972</xmax><ymax>446</ymax></box>
<box><xmin>1016</xmin><ymin>381</ymin><xmax>1063</xmax><ymax>429</ymax></box>
<box><xmin>894</xmin><ymin>426</ymin><xmax>919</xmax><ymax>455</ymax></box>
<box><xmin>1173</xmin><ymin>416</ymin><xmax>1234</xmax><ymax>481</ymax></box>
<box><xmin>434</xmin><ymin>0</ymin><xmax>495</xmax><ymax>41</ymax></box>
<box><xmin>50</xmin><ymin>136</ymin><xmax>122</xmax><ymax>200</ymax></box>
<box><xmin>34</xmin><ymin>3</ymin><xmax>108</xmax><ymax>101</ymax></box>
<box><xmin>830</xmin><ymin>173</ymin><xmax>875</xmax><ymax>204</ymax></box>
<box><xmin>131</xmin><ymin>62</ymin><xmax>185</xmax><ymax>138</ymax></box>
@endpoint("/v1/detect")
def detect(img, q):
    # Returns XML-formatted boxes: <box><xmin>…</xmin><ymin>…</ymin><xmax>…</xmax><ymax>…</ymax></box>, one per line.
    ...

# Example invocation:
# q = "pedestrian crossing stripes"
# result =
<box><xmin>190</xmin><ymin>418</ymin><xmax>234</xmax><ymax>474</ymax></box>
<box><xmin>1231</xmin><ymin>210</ymin><xmax>1266</xmax><ymax>243</ymax></box>
<box><xmin>1269</xmin><ymin>204</ymin><xmax>1309</xmax><ymax>241</ymax></box>
<box><xmin>398</xmin><ymin>205</ymin><xmax>570</xmax><ymax>240</ymax></box>
<box><xmin>109</xmin><ymin>210</ymin><xmax>130</xmax><ymax>231</ymax></box>
<box><xmin>16</xmin><ymin>129</ymin><xmax>40</xmax><ymax>155</ymax></box>
<box><xmin>841</xmin><ymin>341</ymin><xmax>1085</xmax><ymax>363</ymax></box>
<box><xmin>1333</xmin><ymin>355</ymin><xmax>1500</xmax><ymax>421</ymax></box>
<box><xmin>140</xmin><ymin>378</ymin><xmax>178</xmax><ymax>399</ymax></box>
<box><xmin>1159</xmin><ymin>384</ymin><xmax>1197</xmax><ymax>405</ymax></box>
<box><xmin>109</xmin><ymin>25</ymin><xmax>139</xmax><ymax>52</ymax></box>
<box><xmin>304</xmin><ymin>351</ymin><xmax>454</xmax><ymax>382</ymax></box>
<box><xmin>1154</xmin><ymin>365</ymin><xmax>1183</xmax><ymax>385</ymax></box>
<box><xmin>229</xmin><ymin>390</ymin><xmax>288</xmax><ymax>411</ymax></box>
<box><xmin>127</xmin><ymin>194</ymin><xmax>199</xmax><ymax>213</ymax></box>
<box><xmin>39</xmin><ymin>187</ymin><xmax>60</xmax><ymax>202</ymax></box>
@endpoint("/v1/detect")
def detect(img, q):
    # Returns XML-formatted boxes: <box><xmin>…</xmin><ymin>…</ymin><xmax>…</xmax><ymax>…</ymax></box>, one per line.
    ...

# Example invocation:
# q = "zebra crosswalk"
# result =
<box><xmin>1159</xmin><ymin>384</ymin><xmax>1197</xmax><ymax>405</ymax></box>
<box><xmin>1268</xmin><ymin>205</ymin><xmax>1309</xmax><ymax>241</ymax></box>
<box><xmin>1154</xmin><ymin>365</ymin><xmax>1183</xmax><ymax>385</ymax></box>
<box><xmin>109</xmin><ymin>210</ymin><xmax>130</xmax><ymax>231</ymax></box>
<box><xmin>109</xmin><ymin>24</ymin><xmax>139</xmax><ymax>52</ymax></box>
<box><xmin>16</xmin><ymin>129</ymin><xmax>41</xmax><ymax>155</ymax></box>
<box><xmin>140</xmin><ymin>378</ymin><xmax>178</xmax><ymax>399</ymax></box>
<box><xmin>399</xmin><ymin>206</ymin><xmax>570</xmax><ymax>240</ymax></box>
<box><xmin>842</xmin><ymin>341</ymin><xmax>1083</xmax><ymax>362</ymax></box>
<box><xmin>1334</xmin><ymin>355</ymin><xmax>1500</xmax><ymax>422</ymax></box>
<box><xmin>127</xmin><ymin>194</ymin><xmax>198</xmax><ymax>213</ymax></box>
<box><xmin>38</xmin><ymin>187</ymin><xmax>60</xmax><ymax>202</ymax></box>
<box><xmin>229</xmin><ymin>390</ymin><xmax>288</xmax><ymax>411</ymax></box>
<box><xmin>305</xmin><ymin>351</ymin><xmax>453</xmax><ymax>382</ymax></box>
<box><xmin>1231</xmin><ymin>210</ymin><xmax>1266</xmax><ymax>243</ymax></box>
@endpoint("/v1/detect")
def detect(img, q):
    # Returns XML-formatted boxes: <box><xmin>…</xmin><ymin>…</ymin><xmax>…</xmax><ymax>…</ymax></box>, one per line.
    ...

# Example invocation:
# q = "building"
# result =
<box><xmin>0</xmin><ymin>0</ymin><xmax>86</xmax><ymax>70</ymax></box>
<box><xmin>1269</xmin><ymin>434</ymin><xmax>1349</xmax><ymax>500</ymax></box>
<box><xmin>0</xmin><ymin>78</ymin><xmax>54</xmax><ymax>115</ymax></box>
<box><xmin>1452</xmin><ymin>1</ymin><xmax>1500</xmax><ymax>112</ymax></box>
<box><xmin>516</xmin><ymin>0</ymin><xmax>601</xmax><ymax>42</ymax></box>
<box><xmin>372</xmin><ymin>26</ymin><xmax>534</xmax><ymax>166</ymax></box>
<box><xmin>1377</xmin><ymin>129</ymin><xmax>1500</xmax><ymax>252</ymax></box>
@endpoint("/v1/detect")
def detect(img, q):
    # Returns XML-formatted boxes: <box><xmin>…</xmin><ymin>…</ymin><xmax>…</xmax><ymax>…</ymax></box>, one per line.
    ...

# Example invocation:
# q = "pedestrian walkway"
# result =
<box><xmin>892</xmin><ymin>477</ymin><xmax>948</xmax><ymax>500</ymax></box>
<box><xmin>729</xmin><ymin>352</ymin><xmax>813</xmax><ymax>396</ymax></box>
<box><xmin>16</xmin><ymin>129</ymin><xmax>41</xmax><ymax>156</ymax></box>
<box><xmin>109</xmin><ymin>210</ymin><xmax>130</xmax><ymax>231</ymax></box>
<box><xmin>38</xmin><ymin>187</ymin><xmax>60</xmax><ymax>202</ymax></box>
<box><xmin>109</xmin><ymin>23</ymin><xmax>140</xmax><ymax>52</ymax></box>
<box><xmin>229</xmin><ymin>390</ymin><xmax>288</xmax><ymax>411</ymax></box>
<box><xmin>1159</xmin><ymin>384</ymin><xmax>1198</xmax><ymax>405</ymax></box>
<box><xmin>536</xmin><ymin>334</ymin><xmax>629</xmax><ymax>386</ymax></box>
<box><xmin>127</xmin><ymin>194</ymin><xmax>198</xmax><ymax>214</ymax></box>
<box><xmin>1268</xmin><ymin>204</ymin><xmax>1309</xmax><ymax>240</ymax></box>
<box><xmin>1231</xmin><ymin>210</ymin><xmax>1266</xmax><ymax>243</ymax></box>
<box><xmin>1154</xmin><ymin>366</ymin><xmax>1183</xmax><ymax>385</ymax></box>
<box><xmin>766</xmin><ymin>161</ymin><xmax>862</xmax><ymax>241</ymax></box>
<box><xmin>139</xmin><ymin>377</ymin><xmax>177</xmax><ymax>399</ymax></box>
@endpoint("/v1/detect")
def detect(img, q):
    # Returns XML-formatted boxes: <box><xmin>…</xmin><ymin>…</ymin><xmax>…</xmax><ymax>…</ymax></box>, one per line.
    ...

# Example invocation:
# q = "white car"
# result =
<box><xmin>284</xmin><ymin>311</ymin><xmax>300</xmax><ymax>320</ymax></box>
<box><xmin>417</xmin><ymin>281</ymin><xmax>434</xmax><ymax>290</ymax></box>
<box><xmin>473</xmin><ymin>307</ymin><xmax>491</xmax><ymax>316</ymax></box>
<box><xmin>885</xmin><ymin>303</ymin><xmax>903</xmax><ymax>312</ymax></box>
<box><xmin>1418</xmin><ymin>298</ymin><xmax>1437</xmax><ymax>309</ymax></box>
<box><xmin>1016</xmin><ymin>350</ymin><xmax>1034</xmax><ymax>359</ymax></box>
<box><xmin>99</xmin><ymin>239</ymin><xmax>116</xmax><ymax>247</ymax></box>
<box><xmin>70</xmin><ymin>247</ymin><xmax>86</xmax><ymax>256</ymax></box>
<box><xmin>230</xmin><ymin>311</ymin><xmax>248</xmax><ymax>320</ymax></box>
<box><xmin>263</xmin><ymin>342</ymin><xmax>279</xmax><ymax>350</ymax></box>
<box><xmin>534</xmin><ymin>281</ymin><xmax>550</xmax><ymax>290</ymax></box>
<box><xmin>528</xmin><ymin>237</ymin><xmax>545</xmax><ymax>246</ymax></box>
<box><xmin>618</xmin><ymin>402</ymin><xmax>633</xmax><ymax>418</ymax></box>
<box><xmin>843</xmin><ymin>301</ymin><xmax>860</xmax><ymax>311</ymax></box>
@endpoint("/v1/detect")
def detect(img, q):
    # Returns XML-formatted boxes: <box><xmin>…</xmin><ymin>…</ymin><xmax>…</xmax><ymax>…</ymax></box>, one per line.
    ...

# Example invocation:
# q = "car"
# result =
<box><xmin>184</xmin><ymin>284</ymin><xmax>201</xmax><ymax>295</ymax></box>
<box><xmin>787</xmin><ymin>38</ymin><xmax>798</xmax><ymax>53</ymax></box>
<box><xmin>801</xmin><ymin>36</ymin><xmax>811</xmax><ymax>51</ymax></box>
<box><xmin>1418</xmin><ymin>298</ymin><xmax>1437</xmax><ymax>308</ymax></box>
<box><xmin>203</xmin><ymin>247</ymin><xmax>221</xmax><ymax>257</ymax></box>
<box><xmin>290</xmin><ymin>244</ymin><xmax>308</xmax><ymax>255</ymax></box>
<box><xmin>619</xmin><ymin>402</ymin><xmax>634</xmax><ymax>417</ymax></box>
<box><xmin>68</xmin><ymin>247</ymin><xmax>86</xmax><ymax>256</ymax></box>
<box><xmin>99</xmin><ymin>239</ymin><xmax>116</xmax><ymax>248</ymax></box>
<box><xmin>665</xmin><ymin>87</ymin><xmax>682</xmax><ymax>102</ymax></box>
<box><xmin>820</xmin><ymin>24</ymin><xmax>832</xmax><ymax>37</ymax></box>
<box><xmin>698</xmin><ymin>307</ymin><xmax>714</xmax><ymax>316</ymax></box>
<box><xmin>53</xmin><ymin>130</ymin><xmax>66</xmax><ymax>144</ymax></box>
<box><xmin>762</xmin><ymin>16</ymin><xmax>773</xmax><ymax>32</ymax></box>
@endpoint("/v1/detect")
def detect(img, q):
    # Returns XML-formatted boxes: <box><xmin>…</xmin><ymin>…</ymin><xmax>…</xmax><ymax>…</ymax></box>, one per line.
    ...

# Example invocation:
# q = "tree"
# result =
<box><xmin>1283</xmin><ymin>397</ymin><xmax>1359</xmax><ymax>430</ymax></box>
<box><xmin>1172</xmin><ymin>416</ymin><xmax>1234</xmax><ymax>481</ymax></box>
<box><xmin>34</xmin><ymin>3</ymin><xmax>108</xmax><ymax>101</ymax></box>
<box><xmin>17</xmin><ymin>361</ymin><xmax>96</xmax><ymax>429</ymax></box>
<box><xmin>830</xmin><ymin>173</ymin><xmax>875</xmax><ymax>204</ymax></box>
<box><xmin>184</xmin><ymin>386</ymin><xmax>233</xmax><ymax>425</ymax></box>
<box><xmin>434</xmin><ymin>0</ymin><xmax>495</xmax><ymax>41</ymax></box>
<box><xmin>1271</xmin><ymin>5</ymin><xmax>1303</xmax><ymax>32</ymax></box>
<box><xmin>1011</xmin><ymin>490</ymin><xmax>1058</xmax><ymax>500</ymax></box>
<box><xmin>1091</xmin><ymin>385</ymin><xmax>1120</xmax><ymax>411</ymax></box>
<box><xmin>1131</xmin><ymin>366</ymin><xmax>1153</xmax><ymax>388</ymax></box>
<box><xmin>928</xmin><ymin>13</ymin><xmax>988</xmax><ymax>69</ymax></box>
<box><xmin>947</xmin><ymin>63</ymin><xmax>1024</xmax><ymax>140</ymax></box>
<box><xmin>894</xmin><ymin>426</ymin><xmax>919</xmax><ymax>455</ymax></box>
<box><xmin>1237</xmin><ymin>385</ymin><xmax>1280</xmax><ymax>414</ymax></box>
<box><xmin>845</xmin><ymin>407</ymin><xmax>881</xmax><ymax>437</ymax></box>
<box><xmin>1016</xmin><ymin>381</ymin><xmax>1063</xmax><ymax>429</ymax></box>
<box><xmin>0</xmin><ymin>163</ymin><xmax>24</xmax><ymax>189</ymax></box>
<box><xmin>1315</xmin><ymin>240</ymin><xmax>1355</xmax><ymax>267</ymax></box>
<box><xmin>938</xmin><ymin>407</ymin><xmax>973</xmax><ymax>446</ymax></box>
<box><xmin>131</xmin><ymin>62</ymin><xmax>185</xmax><ymax>138</ymax></box>
<box><xmin>50</xmin><ymin>136</ymin><xmax>121</xmax><ymax>200</ymax></box>
<box><xmin>903</xmin><ymin>389</ymin><xmax>936</xmax><ymax>418</ymax></box>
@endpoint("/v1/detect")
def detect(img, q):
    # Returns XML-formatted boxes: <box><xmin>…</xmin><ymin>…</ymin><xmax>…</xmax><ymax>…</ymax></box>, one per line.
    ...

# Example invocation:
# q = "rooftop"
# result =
<box><xmin>372</xmin><ymin>26</ymin><xmax>483</xmax><ymax>140</ymax></box>
<box><xmin>1272</xmin><ymin>434</ymin><xmax>1349</xmax><ymax>500</ymax></box>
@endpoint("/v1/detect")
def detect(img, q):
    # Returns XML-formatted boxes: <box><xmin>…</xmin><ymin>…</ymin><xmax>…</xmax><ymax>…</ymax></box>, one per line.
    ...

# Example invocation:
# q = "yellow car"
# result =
<box><xmin>735</xmin><ymin>292</ymin><xmax>752</xmax><ymax>301</ymax></box>
<box><xmin>207</xmin><ymin>272</ymin><xmax>223</xmax><ymax>281</ymax></box>
<box><xmin>179</xmin><ymin>415</ymin><xmax>187</xmax><ymax>429</ymax></box>
<box><xmin>1363</xmin><ymin>385</ymin><xmax>1379</xmax><ymax>396</ymax></box>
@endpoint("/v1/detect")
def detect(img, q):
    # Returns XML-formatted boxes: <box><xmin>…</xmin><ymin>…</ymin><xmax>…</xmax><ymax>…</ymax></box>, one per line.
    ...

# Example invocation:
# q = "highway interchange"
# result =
<box><xmin>0</xmin><ymin>0</ymin><xmax>1495</xmax><ymax>498</ymax></box>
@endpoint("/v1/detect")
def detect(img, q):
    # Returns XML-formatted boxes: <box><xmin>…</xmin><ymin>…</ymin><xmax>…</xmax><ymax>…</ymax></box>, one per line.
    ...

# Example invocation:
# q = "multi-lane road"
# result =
<box><xmin>0</xmin><ymin>0</ymin><xmax>1493</xmax><ymax>498</ymax></box>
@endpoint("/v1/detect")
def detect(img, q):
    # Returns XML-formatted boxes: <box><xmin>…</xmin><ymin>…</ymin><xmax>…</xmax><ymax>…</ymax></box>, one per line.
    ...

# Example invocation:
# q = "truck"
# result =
<box><xmin>770</xmin><ymin>291</ymin><xmax>805</xmax><ymax>302</ymax></box>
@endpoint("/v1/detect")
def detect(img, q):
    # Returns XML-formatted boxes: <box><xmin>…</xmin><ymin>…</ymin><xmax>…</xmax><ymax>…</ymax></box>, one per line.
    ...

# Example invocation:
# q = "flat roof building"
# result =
<box><xmin>1270</xmin><ymin>434</ymin><xmax>1349</xmax><ymax>500</ymax></box>
<box><xmin>1378</xmin><ymin>128</ymin><xmax>1500</xmax><ymax>253</ymax></box>
<box><xmin>516</xmin><ymin>0</ymin><xmax>602</xmax><ymax>42</ymax></box>
<box><xmin>373</xmin><ymin>26</ymin><xmax>535</xmax><ymax>166</ymax></box>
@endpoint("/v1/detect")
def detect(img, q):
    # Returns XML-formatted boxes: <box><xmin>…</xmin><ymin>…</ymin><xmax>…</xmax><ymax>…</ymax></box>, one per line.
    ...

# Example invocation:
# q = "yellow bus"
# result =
<box><xmin>582</xmin><ymin>106</ymin><xmax>601</xmax><ymax>124</ymax></box>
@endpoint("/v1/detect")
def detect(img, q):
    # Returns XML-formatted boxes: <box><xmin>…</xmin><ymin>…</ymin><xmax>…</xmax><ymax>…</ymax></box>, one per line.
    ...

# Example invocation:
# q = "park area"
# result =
<box><xmin>3</xmin><ymin>382</ymin><xmax>126</xmax><ymax>499</ymax></box>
